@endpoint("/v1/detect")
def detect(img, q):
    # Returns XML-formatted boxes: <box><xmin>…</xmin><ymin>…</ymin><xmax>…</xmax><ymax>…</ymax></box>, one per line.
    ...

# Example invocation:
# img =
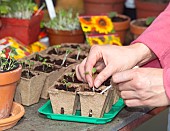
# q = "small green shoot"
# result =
<box><xmin>61</xmin><ymin>49</ymin><xmax>72</xmax><ymax>66</ymax></box>
<box><xmin>76</xmin><ymin>47</ymin><xmax>81</xmax><ymax>60</ymax></box>
<box><xmin>146</xmin><ymin>17</ymin><xmax>155</xmax><ymax>26</ymax></box>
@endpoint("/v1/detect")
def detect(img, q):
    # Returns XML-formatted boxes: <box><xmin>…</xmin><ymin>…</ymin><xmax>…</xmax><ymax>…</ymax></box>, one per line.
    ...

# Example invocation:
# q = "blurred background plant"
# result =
<box><xmin>44</xmin><ymin>9</ymin><xmax>80</xmax><ymax>31</ymax></box>
<box><xmin>0</xmin><ymin>0</ymin><xmax>37</xmax><ymax>19</ymax></box>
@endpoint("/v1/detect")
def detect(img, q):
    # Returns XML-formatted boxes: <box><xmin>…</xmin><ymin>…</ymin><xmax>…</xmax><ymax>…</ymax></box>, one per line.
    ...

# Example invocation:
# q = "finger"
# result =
<box><xmin>75</xmin><ymin>64</ymin><xmax>84</xmax><ymax>82</ymax></box>
<box><xmin>76</xmin><ymin>58</ymin><xmax>88</xmax><ymax>82</ymax></box>
<box><xmin>85</xmin><ymin>46</ymin><xmax>102</xmax><ymax>87</ymax></box>
<box><xmin>112</xmin><ymin>69</ymin><xmax>135</xmax><ymax>83</ymax></box>
<box><xmin>94</xmin><ymin>64</ymin><xmax>115</xmax><ymax>88</ymax></box>
<box><xmin>124</xmin><ymin>99</ymin><xmax>144</xmax><ymax>107</ymax></box>
<box><xmin>120</xmin><ymin>91</ymin><xmax>139</xmax><ymax>100</ymax></box>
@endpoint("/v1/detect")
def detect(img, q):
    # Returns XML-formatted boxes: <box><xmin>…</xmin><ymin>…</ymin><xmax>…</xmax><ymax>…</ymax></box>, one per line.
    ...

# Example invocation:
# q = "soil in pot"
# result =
<box><xmin>53</xmin><ymin>59</ymin><xmax>75</xmax><ymax>68</ymax></box>
<box><xmin>30</xmin><ymin>54</ymin><xmax>51</xmax><ymax>63</ymax></box>
<box><xmin>130</xmin><ymin>18</ymin><xmax>148</xmax><ymax>39</ymax></box>
<box><xmin>69</xmin><ymin>54</ymin><xmax>86</xmax><ymax>61</ymax></box>
<box><xmin>33</xmin><ymin>64</ymin><xmax>60</xmax><ymax>73</ymax></box>
<box><xmin>47</xmin><ymin>48</ymin><xmax>66</xmax><ymax>55</ymax></box>
<box><xmin>48</xmin><ymin>82</ymin><xmax>81</xmax><ymax>115</ymax></box>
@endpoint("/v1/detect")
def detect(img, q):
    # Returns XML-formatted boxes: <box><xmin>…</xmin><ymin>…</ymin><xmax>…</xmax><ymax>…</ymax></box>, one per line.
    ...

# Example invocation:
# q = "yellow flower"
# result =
<box><xmin>33</xmin><ymin>6</ymin><xmax>38</xmax><ymax>12</ymax></box>
<box><xmin>109</xmin><ymin>35</ymin><xmax>122</xmax><ymax>46</ymax></box>
<box><xmin>79</xmin><ymin>17</ymin><xmax>93</xmax><ymax>32</ymax></box>
<box><xmin>87</xmin><ymin>37</ymin><xmax>104</xmax><ymax>46</ymax></box>
<box><xmin>92</xmin><ymin>16</ymin><xmax>114</xmax><ymax>34</ymax></box>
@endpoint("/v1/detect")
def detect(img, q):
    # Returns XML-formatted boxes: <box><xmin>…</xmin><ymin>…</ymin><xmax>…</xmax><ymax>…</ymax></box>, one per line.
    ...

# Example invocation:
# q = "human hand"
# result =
<box><xmin>112</xmin><ymin>68</ymin><xmax>170</xmax><ymax>107</ymax></box>
<box><xmin>76</xmin><ymin>43</ymin><xmax>155</xmax><ymax>88</ymax></box>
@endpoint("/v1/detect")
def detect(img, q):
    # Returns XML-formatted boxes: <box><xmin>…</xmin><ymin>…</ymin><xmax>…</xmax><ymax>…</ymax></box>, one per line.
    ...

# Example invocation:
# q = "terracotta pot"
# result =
<box><xmin>112</xmin><ymin>14</ymin><xmax>131</xmax><ymax>44</ymax></box>
<box><xmin>0</xmin><ymin>12</ymin><xmax>43</xmax><ymax>45</ymax></box>
<box><xmin>0</xmin><ymin>102</ymin><xmax>25</xmax><ymax>130</ymax></box>
<box><xmin>135</xmin><ymin>0</ymin><xmax>169</xmax><ymax>18</ymax></box>
<box><xmin>130</xmin><ymin>18</ymin><xmax>147</xmax><ymax>39</ymax></box>
<box><xmin>84</xmin><ymin>0</ymin><xmax>125</xmax><ymax>15</ymax></box>
<box><xmin>46</xmin><ymin>28</ymin><xmax>85</xmax><ymax>46</ymax></box>
<box><xmin>0</xmin><ymin>65</ymin><xmax>22</xmax><ymax>119</ymax></box>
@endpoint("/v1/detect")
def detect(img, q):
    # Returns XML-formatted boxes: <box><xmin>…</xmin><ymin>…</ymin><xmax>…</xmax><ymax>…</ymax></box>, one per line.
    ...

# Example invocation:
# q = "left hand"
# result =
<box><xmin>112</xmin><ymin>68</ymin><xmax>170</xmax><ymax>107</ymax></box>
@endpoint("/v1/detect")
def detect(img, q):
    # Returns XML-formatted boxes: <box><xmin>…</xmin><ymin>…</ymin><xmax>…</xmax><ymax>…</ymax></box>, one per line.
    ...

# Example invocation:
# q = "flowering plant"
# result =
<box><xmin>79</xmin><ymin>15</ymin><xmax>115</xmax><ymax>34</ymax></box>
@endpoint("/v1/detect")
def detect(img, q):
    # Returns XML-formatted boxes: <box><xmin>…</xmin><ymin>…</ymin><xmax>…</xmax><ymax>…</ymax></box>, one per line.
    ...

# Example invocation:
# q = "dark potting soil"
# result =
<box><xmin>111</xmin><ymin>16</ymin><xmax>128</xmax><ymax>22</ymax></box>
<box><xmin>102</xmin><ymin>77</ymin><xmax>111</xmax><ymax>86</ymax></box>
<box><xmin>47</xmin><ymin>48</ymin><xmax>65</xmax><ymax>55</ymax></box>
<box><xmin>31</xmin><ymin>54</ymin><xmax>51</xmax><ymax>63</ymax></box>
<box><xmin>134</xmin><ymin>20</ymin><xmax>148</xmax><ymax>27</ymax></box>
<box><xmin>53</xmin><ymin>59</ymin><xmax>75</xmax><ymax>67</ymax></box>
<box><xmin>63</xmin><ymin>45</ymin><xmax>80</xmax><ymax>49</ymax></box>
<box><xmin>55</xmin><ymin>84</ymin><xmax>76</xmax><ymax>92</ymax></box>
<box><xmin>21</xmin><ymin>70</ymin><xmax>35</xmax><ymax>79</ymax></box>
<box><xmin>34</xmin><ymin>65</ymin><xmax>59</xmax><ymax>73</ymax></box>
<box><xmin>63</xmin><ymin>75</ymin><xmax>82</xmax><ymax>83</ymax></box>
<box><xmin>70</xmin><ymin>54</ymin><xmax>86</xmax><ymax>60</ymax></box>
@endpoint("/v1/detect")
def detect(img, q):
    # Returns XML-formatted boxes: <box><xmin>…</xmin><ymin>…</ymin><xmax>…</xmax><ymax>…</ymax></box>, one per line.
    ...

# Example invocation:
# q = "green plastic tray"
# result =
<box><xmin>38</xmin><ymin>98</ymin><xmax>125</xmax><ymax>124</ymax></box>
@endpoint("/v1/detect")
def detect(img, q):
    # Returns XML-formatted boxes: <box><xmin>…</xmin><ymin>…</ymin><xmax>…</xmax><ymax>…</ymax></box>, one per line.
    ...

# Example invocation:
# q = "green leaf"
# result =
<box><xmin>108</xmin><ymin>11</ymin><xmax>117</xmax><ymax>18</ymax></box>
<box><xmin>92</xmin><ymin>67</ymin><xmax>97</xmax><ymax>74</ymax></box>
<box><xmin>146</xmin><ymin>17</ymin><xmax>155</xmax><ymax>26</ymax></box>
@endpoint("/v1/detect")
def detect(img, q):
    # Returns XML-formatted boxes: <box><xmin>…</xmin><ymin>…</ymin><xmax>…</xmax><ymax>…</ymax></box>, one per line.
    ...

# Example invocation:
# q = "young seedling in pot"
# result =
<box><xmin>67</xmin><ymin>71</ymin><xmax>76</xmax><ymax>82</ymax></box>
<box><xmin>84</xmin><ymin>67</ymin><xmax>97</xmax><ymax>92</ymax></box>
<box><xmin>61</xmin><ymin>49</ymin><xmax>72</xmax><ymax>66</ymax></box>
<box><xmin>54</xmin><ymin>45</ymin><xmax>61</xmax><ymax>55</ymax></box>
<box><xmin>42</xmin><ymin>58</ymin><xmax>52</xmax><ymax>72</ymax></box>
<box><xmin>76</xmin><ymin>47</ymin><xmax>81</xmax><ymax>60</ymax></box>
<box><xmin>61</xmin><ymin>79</ymin><xmax>72</xmax><ymax>91</ymax></box>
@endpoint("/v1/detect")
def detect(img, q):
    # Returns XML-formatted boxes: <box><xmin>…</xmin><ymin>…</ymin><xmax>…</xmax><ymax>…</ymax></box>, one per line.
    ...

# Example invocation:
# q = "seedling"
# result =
<box><xmin>42</xmin><ymin>59</ymin><xmax>50</xmax><ymax>71</ymax></box>
<box><xmin>61</xmin><ymin>49</ymin><xmax>72</xmax><ymax>66</ymax></box>
<box><xmin>54</xmin><ymin>45</ymin><xmax>61</xmax><ymax>55</ymax></box>
<box><xmin>84</xmin><ymin>67</ymin><xmax>97</xmax><ymax>92</ymax></box>
<box><xmin>0</xmin><ymin>49</ymin><xmax>19</xmax><ymax>72</ymax></box>
<box><xmin>67</xmin><ymin>71</ymin><xmax>76</xmax><ymax>82</ymax></box>
<box><xmin>146</xmin><ymin>17</ymin><xmax>155</xmax><ymax>26</ymax></box>
<box><xmin>76</xmin><ymin>47</ymin><xmax>81</xmax><ymax>60</ymax></box>
<box><xmin>20</xmin><ymin>60</ymin><xmax>34</xmax><ymax>78</ymax></box>
<box><xmin>61</xmin><ymin>79</ymin><xmax>71</xmax><ymax>90</ymax></box>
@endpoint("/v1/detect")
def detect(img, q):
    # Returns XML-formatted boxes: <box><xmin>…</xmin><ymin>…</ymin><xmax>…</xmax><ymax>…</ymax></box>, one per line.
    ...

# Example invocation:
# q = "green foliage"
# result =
<box><xmin>0</xmin><ymin>0</ymin><xmax>37</xmax><ymax>19</ymax></box>
<box><xmin>146</xmin><ymin>17</ymin><xmax>155</xmax><ymax>26</ymax></box>
<box><xmin>45</xmin><ymin>9</ymin><xmax>81</xmax><ymax>31</ymax></box>
<box><xmin>108</xmin><ymin>11</ymin><xmax>117</xmax><ymax>18</ymax></box>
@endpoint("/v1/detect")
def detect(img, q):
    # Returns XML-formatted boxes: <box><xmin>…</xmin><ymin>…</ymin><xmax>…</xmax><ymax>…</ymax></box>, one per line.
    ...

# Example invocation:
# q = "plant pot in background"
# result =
<box><xmin>0</xmin><ymin>65</ymin><xmax>22</xmax><ymax>119</ymax></box>
<box><xmin>135</xmin><ymin>0</ymin><xmax>169</xmax><ymax>18</ymax></box>
<box><xmin>112</xmin><ymin>14</ymin><xmax>131</xmax><ymax>44</ymax></box>
<box><xmin>0</xmin><ymin>12</ymin><xmax>43</xmax><ymax>45</ymax></box>
<box><xmin>84</xmin><ymin>0</ymin><xmax>125</xmax><ymax>15</ymax></box>
<box><xmin>46</xmin><ymin>28</ymin><xmax>85</xmax><ymax>46</ymax></box>
<box><xmin>130</xmin><ymin>18</ymin><xmax>147</xmax><ymax>39</ymax></box>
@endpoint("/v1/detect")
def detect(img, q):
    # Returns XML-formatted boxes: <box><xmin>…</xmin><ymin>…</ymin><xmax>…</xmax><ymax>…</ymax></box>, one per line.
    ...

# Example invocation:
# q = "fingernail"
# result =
<box><xmin>94</xmin><ymin>80</ymin><xmax>101</xmax><ymax>88</ymax></box>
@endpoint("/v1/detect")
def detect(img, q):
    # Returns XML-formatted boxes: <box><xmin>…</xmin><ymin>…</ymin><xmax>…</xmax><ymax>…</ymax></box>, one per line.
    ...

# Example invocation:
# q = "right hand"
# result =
<box><xmin>76</xmin><ymin>43</ymin><xmax>155</xmax><ymax>88</ymax></box>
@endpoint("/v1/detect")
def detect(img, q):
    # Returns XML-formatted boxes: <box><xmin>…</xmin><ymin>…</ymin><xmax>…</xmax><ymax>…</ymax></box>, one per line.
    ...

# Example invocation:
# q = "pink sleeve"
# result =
<box><xmin>132</xmin><ymin>3</ymin><xmax>170</xmax><ymax>99</ymax></box>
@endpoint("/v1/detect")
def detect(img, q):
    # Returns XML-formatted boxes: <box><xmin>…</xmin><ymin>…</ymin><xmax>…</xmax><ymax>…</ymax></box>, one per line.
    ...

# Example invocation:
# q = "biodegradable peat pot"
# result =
<box><xmin>78</xmin><ymin>86</ymin><xmax>113</xmax><ymax>118</ymax></box>
<box><xmin>0</xmin><ymin>65</ymin><xmax>22</xmax><ymax>119</ymax></box>
<box><xmin>46</xmin><ymin>28</ymin><xmax>85</xmax><ymax>46</ymax></box>
<box><xmin>32</xmin><ymin>63</ymin><xmax>65</xmax><ymax>99</ymax></box>
<box><xmin>111</xmin><ymin>14</ymin><xmax>131</xmax><ymax>44</ymax></box>
<box><xmin>84</xmin><ymin>0</ymin><xmax>125</xmax><ymax>15</ymax></box>
<box><xmin>48</xmin><ymin>82</ymin><xmax>81</xmax><ymax>115</ymax></box>
<box><xmin>0</xmin><ymin>13</ymin><xmax>43</xmax><ymax>45</ymax></box>
<box><xmin>130</xmin><ymin>18</ymin><xmax>147</xmax><ymax>39</ymax></box>
<box><xmin>15</xmin><ymin>70</ymin><xmax>46</xmax><ymax>106</ymax></box>
<box><xmin>135</xmin><ymin>0</ymin><xmax>169</xmax><ymax>18</ymax></box>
